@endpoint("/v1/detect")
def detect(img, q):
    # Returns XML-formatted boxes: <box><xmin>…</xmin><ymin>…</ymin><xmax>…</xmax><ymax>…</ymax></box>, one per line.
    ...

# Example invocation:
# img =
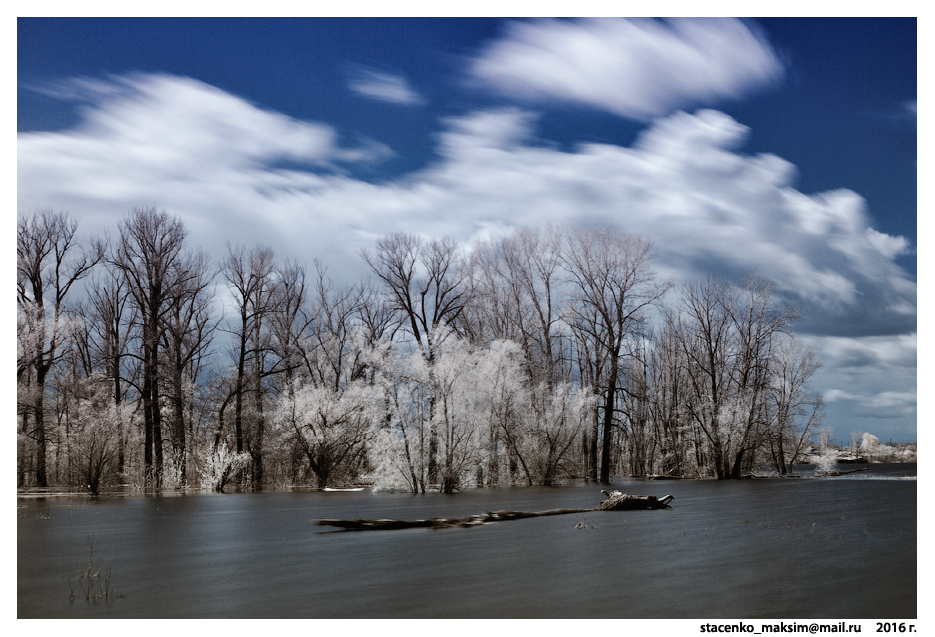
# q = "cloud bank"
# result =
<box><xmin>17</xmin><ymin>73</ymin><xmax>916</xmax><ymax>440</ymax></box>
<box><xmin>468</xmin><ymin>18</ymin><xmax>785</xmax><ymax>120</ymax></box>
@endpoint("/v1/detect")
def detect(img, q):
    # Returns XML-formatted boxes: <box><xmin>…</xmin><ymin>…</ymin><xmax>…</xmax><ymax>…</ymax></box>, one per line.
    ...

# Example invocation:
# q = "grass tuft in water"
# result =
<box><xmin>63</xmin><ymin>536</ymin><xmax>116</xmax><ymax>603</ymax></box>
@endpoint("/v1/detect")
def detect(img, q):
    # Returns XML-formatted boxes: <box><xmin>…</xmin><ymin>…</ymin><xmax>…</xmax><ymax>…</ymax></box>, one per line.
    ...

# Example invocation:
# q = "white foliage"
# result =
<box><xmin>860</xmin><ymin>432</ymin><xmax>881</xmax><ymax>452</ymax></box>
<box><xmin>161</xmin><ymin>448</ymin><xmax>186</xmax><ymax>490</ymax></box>
<box><xmin>277</xmin><ymin>381</ymin><xmax>382</xmax><ymax>444</ymax></box>
<box><xmin>196</xmin><ymin>441</ymin><xmax>252</xmax><ymax>491</ymax></box>
<box><xmin>815</xmin><ymin>447</ymin><xmax>838</xmax><ymax>474</ymax></box>
<box><xmin>374</xmin><ymin>329</ymin><xmax>591</xmax><ymax>490</ymax></box>
<box><xmin>274</xmin><ymin>379</ymin><xmax>382</xmax><ymax>486</ymax></box>
<box><xmin>364</xmin><ymin>427</ymin><xmax>416</xmax><ymax>492</ymax></box>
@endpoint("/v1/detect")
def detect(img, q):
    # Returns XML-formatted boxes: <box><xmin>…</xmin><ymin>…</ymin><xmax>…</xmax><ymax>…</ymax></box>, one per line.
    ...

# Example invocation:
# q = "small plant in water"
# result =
<box><xmin>64</xmin><ymin>537</ymin><xmax>115</xmax><ymax>603</ymax></box>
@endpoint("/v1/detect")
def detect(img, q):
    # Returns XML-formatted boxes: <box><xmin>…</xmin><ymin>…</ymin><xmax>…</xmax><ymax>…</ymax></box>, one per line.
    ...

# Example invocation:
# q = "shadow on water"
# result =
<box><xmin>17</xmin><ymin>464</ymin><xmax>916</xmax><ymax>618</ymax></box>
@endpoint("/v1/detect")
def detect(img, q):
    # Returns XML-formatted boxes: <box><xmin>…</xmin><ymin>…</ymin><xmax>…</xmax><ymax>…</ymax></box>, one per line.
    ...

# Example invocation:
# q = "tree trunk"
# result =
<box><xmin>252</xmin><ymin>321</ymin><xmax>265</xmax><ymax>485</ymax></box>
<box><xmin>113</xmin><ymin>360</ymin><xmax>125</xmax><ymax>475</ymax></box>
<box><xmin>588</xmin><ymin>404</ymin><xmax>599</xmax><ymax>481</ymax></box>
<box><xmin>32</xmin><ymin>367</ymin><xmax>48</xmax><ymax>487</ymax></box>
<box><xmin>600</xmin><ymin>363</ymin><xmax>618</xmax><ymax>484</ymax></box>
<box><xmin>142</xmin><ymin>344</ymin><xmax>156</xmax><ymax>487</ymax></box>
<box><xmin>170</xmin><ymin>359</ymin><xmax>186</xmax><ymax>483</ymax></box>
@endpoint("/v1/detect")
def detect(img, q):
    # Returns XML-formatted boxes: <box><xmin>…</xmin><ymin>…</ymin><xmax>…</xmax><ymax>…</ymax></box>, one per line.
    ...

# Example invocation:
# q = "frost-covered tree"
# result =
<box><xmin>275</xmin><ymin>381</ymin><xmax>380</xmax><ymax>488</ymax></box>
<box><xmin>764</xmin><ymin>338</ymin><xmax>822</xmax><ymax>473</ymax></box>
<box><xmin>430</xmin><ymin>335</ymin><xmax>494</xmax><ymax>492</ymax></box>
<box><xmin>196</xmin><ymin>441</ymin><xmax>253</xmax><ymax>491</ymax></box>
<box><xmin>675</xmin><ymin>276</ymin><xmax>797</xmax><ymax>479</ymax></box>
<box><xmin>372</xmin><ymin>333</ymin><xmax>592</xmax><ymax>491</ymax></box>
<box><xmin>360</xmin><ymin>233</ymin><xmax>474</xmax><ymax>484</ymax></box>
<box><xmin>54</xmin><ymin>372</ymin><xmax>134</xmax><ymax>495</ymax></box>
<box><xmin>503</xmin><ymin>380</ymin><xmax>594</xmax><ymax>486</ymax></box>
<box><xmin>17</xmin><ymin>210</ymin><xmax>103</xmax><ymax>487</ymax></box>
<box><xmin>371</xmin><ymin>332</ymin><xmax>501</xmax><ymax>492</ymax></box>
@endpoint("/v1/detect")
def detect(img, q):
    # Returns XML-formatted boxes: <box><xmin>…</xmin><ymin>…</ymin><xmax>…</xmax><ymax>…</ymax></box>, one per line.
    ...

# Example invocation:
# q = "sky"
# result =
<box><xmin>16</xmin><ymin>17</ymin><xmax>917</xmax><ymax>444</ymax></box>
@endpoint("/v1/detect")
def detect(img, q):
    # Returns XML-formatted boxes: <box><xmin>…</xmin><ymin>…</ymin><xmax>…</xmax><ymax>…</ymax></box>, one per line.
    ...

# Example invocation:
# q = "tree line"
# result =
<box><xmin>17</xmin><ymin>207</ymin><xmax>823</xmax><ymax>493</ymax></box>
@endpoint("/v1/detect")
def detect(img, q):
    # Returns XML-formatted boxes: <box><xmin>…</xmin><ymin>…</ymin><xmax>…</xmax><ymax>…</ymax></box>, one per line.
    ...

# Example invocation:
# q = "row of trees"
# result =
<box><xmin>17</xmin><ymin>207</ymin><xmax>823</xmax><ymax>493</ymax></box>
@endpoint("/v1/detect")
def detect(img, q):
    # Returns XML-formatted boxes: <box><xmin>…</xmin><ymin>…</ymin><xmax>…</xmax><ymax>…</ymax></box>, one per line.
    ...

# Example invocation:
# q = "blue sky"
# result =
<box><xmin>16</xmin><ymin>17</ymin><xmax>917</xmax><ymax>444</ymax></box>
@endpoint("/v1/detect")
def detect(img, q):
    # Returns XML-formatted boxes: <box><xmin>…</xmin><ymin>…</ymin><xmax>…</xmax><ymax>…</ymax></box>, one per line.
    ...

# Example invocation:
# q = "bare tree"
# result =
<box><xmin>646</xmin><ymin>316</ymin><xmax>696</xmax><ymax>477</ymax></box>
<box><xmin>110</xmin><ymin>207</ymin><xmax>195</xmax><ymax>487</ymax></box>
<box><xmin>360</xmin><ymin>233</ymin><xmax>473</xmax><ymax>485</ymax></box>
<box><xmin>17</xmin><ymin>210</ymin><xmax>102</xmax><ymax>487</ymax></box>
<box><xmin>361</xmin><ymin>233</ymin><xmax>473</xmax><ymax>362</ymax></box>
<box><xmin>563</xmin><ymin>228</ymin><xmax>667</xmax><ymax>484</ymax></box>
<box><xmin>302</xmin><ymin>262</ymin><xmax>368</xmax><ymax>391</ymax></box>
<box><xmin>161</xmin><ymin>250</ymin><xmax>216</xmax><ymax>483</ymax></box>
<box><xmin>764</xmin><ymin>338</ymin><xmax>823</xmax><ymax>473</ymax></box>
<box><xmin>222</xmin><ymin>243</ymin><xmax>279</xmax><ymax>484</ymax></box>
<box><xmin>356</xmin><ymin>281</ymin><xmax>396</xmax><ymax>352</ymax></box>
<box><xmin>501</xmin><ymin>224</ymin><xmax>569</xmax><ymax>388</ymax></box>
<box><xmin>461</xmin><ymin>238</ymin><xmax>523</xmax><ymax>347</ymax></box>
<box><xmin>568</xmin><ymin>301</ymin><xmax>607</xmax><ymax>481</ymax></box>
<box><xmin>84</xmin><ymin>268</ymin><xmax>138</xmax><ymax>476</ymax></box>
<box><xmin>269</xmin><ymin>258</ymin><xmax>309</xmax><ymax>398</ymax></box>
<box><xmin>676</xmin><ymin>276</ymin><xmax>796</xmax><ymax>479</ymax></box>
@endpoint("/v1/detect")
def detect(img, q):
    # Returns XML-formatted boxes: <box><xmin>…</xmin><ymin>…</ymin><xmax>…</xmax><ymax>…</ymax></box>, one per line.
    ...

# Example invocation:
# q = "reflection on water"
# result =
<box><xmin>18</xmin><ymin>464</ymin><xmax>916</xmax><ymax>618</ymax></box>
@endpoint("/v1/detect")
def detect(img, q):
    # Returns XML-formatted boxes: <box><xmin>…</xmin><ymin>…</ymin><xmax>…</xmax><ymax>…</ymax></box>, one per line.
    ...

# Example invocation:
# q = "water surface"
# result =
<box><xmin>18</xmin><ymin>464</ymin><xmax>916</xmax><ymax>618</ymax></box>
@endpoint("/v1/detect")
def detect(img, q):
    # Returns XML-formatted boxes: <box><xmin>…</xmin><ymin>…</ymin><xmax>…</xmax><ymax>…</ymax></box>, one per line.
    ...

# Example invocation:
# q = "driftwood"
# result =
<box><xmin>597</xmin><ymin>490</ymin><xmax>674</xmax><ymax>510</ymax></box>
<box><xmin>315</xmin><ymin>490</ymin><xmax>673</xmax><ymax>532</ymax></box>
<box><xmin>815</xmin><ymin>466</ymin><xmax>870</xmax><ymax>477</ymax></box>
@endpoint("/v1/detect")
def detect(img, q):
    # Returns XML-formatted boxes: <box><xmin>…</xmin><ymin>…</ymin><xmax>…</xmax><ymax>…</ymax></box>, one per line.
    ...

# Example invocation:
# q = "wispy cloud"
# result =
<box><xmin>346</xmin><ymin>67</ymin><xmax>424</xmax><ymax>105</ymax></box>
<box><xmin>800</xmin><ymin>332</ymin><xmax>916</xmax><ymax>433</ymax></box>
<box><xmin>18</xmin><ymin>73</ymin><xmax>392</xmax><ymax>255</ymax></box>
<box><xmin>468</xmin><ymin>18</ymin><xmax>785</xmax><ymax>120</ymax></box>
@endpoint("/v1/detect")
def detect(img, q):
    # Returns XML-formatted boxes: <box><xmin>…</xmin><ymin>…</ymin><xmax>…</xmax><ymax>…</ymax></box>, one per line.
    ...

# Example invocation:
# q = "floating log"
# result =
<box><xmin>597</xmin><ymin>490</ymin><xmax>675</xmax><ymax>510</ymax></box>
<box><xmin>315</xmin><ymin>490</ymin><xmax>673</xmax><ymax>531</ymax></box>
<box><xmin>815</xmin><ymin>466</ymin><xmax>870</xmax><ymax>477</ymax></box>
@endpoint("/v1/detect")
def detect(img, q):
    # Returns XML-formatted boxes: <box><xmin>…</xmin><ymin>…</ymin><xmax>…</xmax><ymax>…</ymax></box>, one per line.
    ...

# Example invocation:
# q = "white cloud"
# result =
<box><xmin>469</xmin><ymin>18</ymin><xmax>785</xmax><ymax>120</ymax></box>
<box><xmin>801</xmin><ymin>333</ymin><xmax>917</xmax><ymax>370</ymax></box>
<box><xmin>799</xmin><ymin>332</ymin><xmax>916</xmax><ymax>435</ymax></box>
<box><xmin>347</xmin><ymin>67</ymin><xmax>424</xmax><ymax>105</ymax></box>
<box><xmin>17</xmin><ymin>73</ymin><xmax>917</xmax><ymax>442</ymax></box>
<box><xmin>866</xmin><ymin>227</ymin><xmax>910</xmax><ymax>259</ymax></box>
<box><xmin>18</xmin><ymin>74</ymin><xmax>915</xmax><ymax>338</ymax></box>
<box><xmin>18</xmin><ymin>73</ymin><xmax>392</xmax><ymax>266</ymax></box>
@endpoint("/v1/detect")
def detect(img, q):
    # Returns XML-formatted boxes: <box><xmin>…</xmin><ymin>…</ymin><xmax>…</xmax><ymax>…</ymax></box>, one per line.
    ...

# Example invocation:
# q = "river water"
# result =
<box><xmin>18</xmin><ymin>464</ymin><xmax>916</xmax><ymax>618</ymax></box>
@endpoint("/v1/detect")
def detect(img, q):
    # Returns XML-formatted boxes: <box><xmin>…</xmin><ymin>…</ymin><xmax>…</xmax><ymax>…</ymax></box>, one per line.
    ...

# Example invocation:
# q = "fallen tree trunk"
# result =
<box><xmin>597</xmin><ymin>490</ymin><xmax>674</xmax><ymax>510</ymax></box>
<box><xmin>815</xmin><ymin>466</ymin><xmax>870</xmax><ymax>477</ymax></box>
<box><xmin>315</xmin><ymin>490</ymin><xmax>674</xmax><ymax>531</ymax></box>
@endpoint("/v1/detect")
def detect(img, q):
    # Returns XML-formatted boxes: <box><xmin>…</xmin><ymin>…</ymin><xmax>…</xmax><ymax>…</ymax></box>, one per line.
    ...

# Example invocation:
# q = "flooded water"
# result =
<box><xmin>18</xmin><ymin>464</ymin><xmax>916</xmax><ymax>618</ymax></box>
